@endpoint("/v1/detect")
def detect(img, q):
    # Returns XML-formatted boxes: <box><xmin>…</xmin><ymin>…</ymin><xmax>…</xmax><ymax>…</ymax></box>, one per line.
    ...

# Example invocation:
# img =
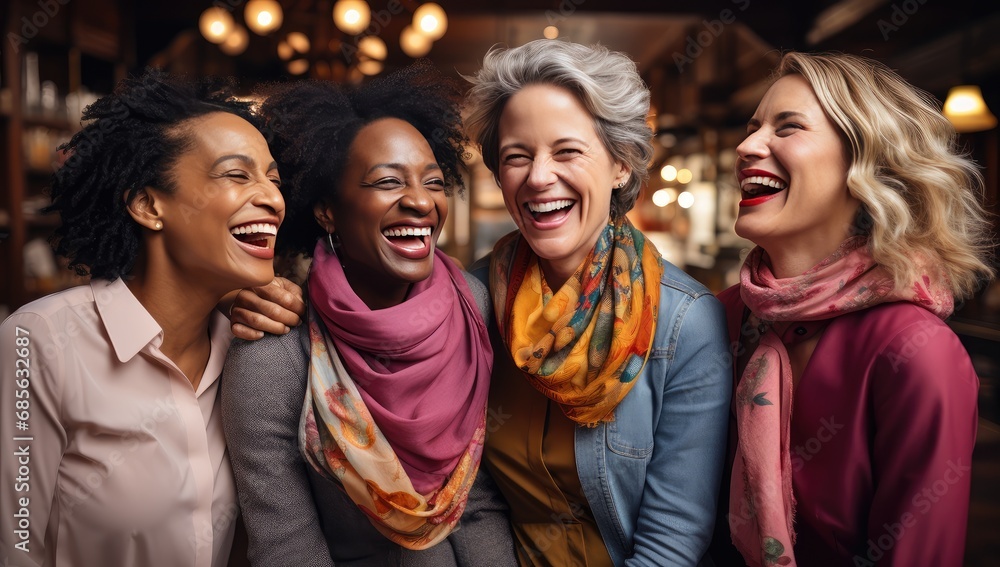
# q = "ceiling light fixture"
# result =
<box><xmin>943</xmin><ymin>85</ymin><xmax>998</xmax><ymax>133</ymax></box>
<box><xmin>333</xmin><ymin>0</ymin><xmax>372</xmax><ymax>35</ymax></box>
<box><xmin>199</xmin><ymin>7</ymin><xmax>234</xmax><ymax>44</ymax></box>
<box><xmin>286</xmin><ymin>32</ymin><xmax>310</xmax><ymax>54</ymax></box>
<box><xmin>413</xmin><ymin>3</ymin><xmax>447</xmax><ymax>41</ymax></box>
<box><xmin>400</xmin><ymin>25</ymin><xmax>432</xmax><ymax>58</ymax></box>
<box><xmin>220</xmin><ymin>25</ymin><xmax>249</xmax><ymax>55</ymax></box>
<box><xmin>245</xmin><ymin>0</ymin><xmax>283</xmax><ymax>35</ymax></box>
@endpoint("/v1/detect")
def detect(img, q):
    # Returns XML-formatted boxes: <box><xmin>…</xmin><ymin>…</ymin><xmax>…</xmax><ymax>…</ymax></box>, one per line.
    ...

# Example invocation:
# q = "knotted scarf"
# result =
<box><xmin>730</xmin><ymin>236</ymin><xmax>953</xmax><ymax>566</ymax></box>
<box><xmin>300</xmin><ymin>242</ymin><xmax>492</xmax><ymax>549</ymax></box>
<box><xmin>489</xmin><ymin>217</ymin><xmax>662</xmax><ymax>426</ymax></box>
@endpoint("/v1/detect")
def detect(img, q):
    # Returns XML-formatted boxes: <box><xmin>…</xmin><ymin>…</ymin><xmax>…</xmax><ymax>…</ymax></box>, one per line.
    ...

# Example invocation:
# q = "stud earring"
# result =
<box><xmin>616</xmin><ymin>182</ymin><xmax>625</xmax><ymax>189</ymax></box>
<box><xmin>154</xmin><ymin>221</ymin><xmax>163</xmax><ymax>230</ymax></box>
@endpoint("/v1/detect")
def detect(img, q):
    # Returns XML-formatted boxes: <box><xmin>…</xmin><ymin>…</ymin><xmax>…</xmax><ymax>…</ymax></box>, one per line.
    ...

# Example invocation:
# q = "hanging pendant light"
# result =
<box><xmin>245</xmin><ymin>0</ymin><xmax>283</xmax><ymax>35</ymax></box>
<box><xmin>220</xmin><ymin>25</ymin><xmax>249</xmax><ymax>55</ymax></box>
<box><xmin>333</xmin><ymin>0</ymin><xmax>371</xmax><ymax>35</ymax></box>
<box><xmin>943</xmin><ymin>85</ymin><xmax>998</xmax><ymax>133</ymax></box>
<box><xmin>358</xmin><ymin>36</ymin><xmax>387</xmax><ymax>62</ymax></box>
<box><xmin>413</xmin><ymin>3</ymin><xmax>447</xmax><ymax>41</ymax></box>
<box><xmin>286</xmin><ymin>32</ymin><xmax>311</xmax><ymax>55</ymax></box>
<box><xmin>400</xmin><ymin>25</ymin><xmax>432</xmax><ymax>58</ymax></box>
<box><xmin>199</xmin><ymin>7</ymin><xmax>234</xmax><ymax>44</ymax></box>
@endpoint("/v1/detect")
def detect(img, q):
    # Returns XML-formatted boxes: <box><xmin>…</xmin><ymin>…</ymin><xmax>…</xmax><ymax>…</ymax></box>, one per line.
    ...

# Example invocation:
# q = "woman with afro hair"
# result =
<box><xmin>220</xmin><ymin>61</ymin><xmax>516</xmax><ymax>567</ymax></box>
<box><xmin>0</xmin><ymin>69</ymin><xmax>295</xmax><ymax>566</ymax></box>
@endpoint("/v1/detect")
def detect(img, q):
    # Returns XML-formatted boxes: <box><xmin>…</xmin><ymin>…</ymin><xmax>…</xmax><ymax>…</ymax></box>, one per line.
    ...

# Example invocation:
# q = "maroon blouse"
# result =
<box><xmin>712</xmin><ymin>285</ymin><xmax>978</xmax><ymax>567</ymax></box>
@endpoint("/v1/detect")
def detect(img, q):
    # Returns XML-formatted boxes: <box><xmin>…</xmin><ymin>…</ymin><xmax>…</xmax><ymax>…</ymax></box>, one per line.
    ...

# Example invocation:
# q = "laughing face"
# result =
<box><xmin>497</xmin><ymin>84</ymin><xmax>629</xmax><ymax>287</ymax></box>
<box><xmin>318</xmin><ymin>117</ymin><xmax>447</xmax><ymax>309</ymax></box>
<box><xmin>153</xmin><ymin>111</ymin><xmax>284</xmax><ymax>292</ymax></box>
<box><xmin>735</xmin><ymin>75</ymin><xmax>859</xmax><ymax>263</ymax></box>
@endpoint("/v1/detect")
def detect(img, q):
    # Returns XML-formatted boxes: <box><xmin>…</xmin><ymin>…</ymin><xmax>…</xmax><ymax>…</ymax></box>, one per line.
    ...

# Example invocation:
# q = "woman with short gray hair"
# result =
<box><xmin>465</xmin><ymin>39</ymin><xmax>731</xmax><ymax>566</ymax></box>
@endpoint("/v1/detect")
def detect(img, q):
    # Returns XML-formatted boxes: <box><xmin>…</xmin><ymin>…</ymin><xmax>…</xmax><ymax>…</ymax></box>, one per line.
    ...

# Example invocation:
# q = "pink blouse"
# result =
<box><xmin>1</xmin><ymin>279</ymin><xmax>237</xmax><ymax>567</ymax></box>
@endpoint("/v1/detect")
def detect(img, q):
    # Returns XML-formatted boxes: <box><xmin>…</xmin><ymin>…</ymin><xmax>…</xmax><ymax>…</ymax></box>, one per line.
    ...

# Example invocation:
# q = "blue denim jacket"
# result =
<box><xmin>473</xmin><ymin>257</ymin><xmax>732</xmax><ymax>566</ymax></box>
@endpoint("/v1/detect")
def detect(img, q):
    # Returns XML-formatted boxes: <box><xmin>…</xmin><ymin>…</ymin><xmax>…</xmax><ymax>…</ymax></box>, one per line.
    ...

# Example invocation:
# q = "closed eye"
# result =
<box><xmin>362</xmin><ymin>177</ymin><xmax>404</xmax><ymax>188</ymax></box>
<box><xmin>777</xmin><ymin>123</ymin><xmax>803</xmax><ymax>134</ymax></box>
<box><xmin>425</xmin><ymin>178</ymin><xmax>446</xmax><ymax>190</ymax></box>
<box><xmin>223</xmin><ymin>171</ymin><xmax>251</xmax><ymax>182</ymax></box>
<box><xmin>503</xmin><ymin>153</ymin><xmax>531</xmax><ymax>165</ymax></box>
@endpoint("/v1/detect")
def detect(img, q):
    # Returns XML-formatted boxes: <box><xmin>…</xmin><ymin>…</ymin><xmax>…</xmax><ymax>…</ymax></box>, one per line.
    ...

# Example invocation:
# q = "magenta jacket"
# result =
<box><xmin>712</xmin><ymin>285</ymin><xmax>978</xmax><ymax>567</ymax></box>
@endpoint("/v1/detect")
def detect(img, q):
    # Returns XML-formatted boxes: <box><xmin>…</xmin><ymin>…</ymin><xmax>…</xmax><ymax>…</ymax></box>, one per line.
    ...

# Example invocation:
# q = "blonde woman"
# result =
<box><xmin>713</xmin><ymin>52</ymin><xmax>994</xmax><ymax>567</ymax></box>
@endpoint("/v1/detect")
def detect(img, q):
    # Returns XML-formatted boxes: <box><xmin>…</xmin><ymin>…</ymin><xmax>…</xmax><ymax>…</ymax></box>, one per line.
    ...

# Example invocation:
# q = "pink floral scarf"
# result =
<box><xmin>300</xmin><ymin>243</ymin><xmax>492</xmax><ymax>549</ymax></box>
<box><xmin>730</xmin><ymin>236</ymin><xmax>953</xmax><ymax>566</ymax></box>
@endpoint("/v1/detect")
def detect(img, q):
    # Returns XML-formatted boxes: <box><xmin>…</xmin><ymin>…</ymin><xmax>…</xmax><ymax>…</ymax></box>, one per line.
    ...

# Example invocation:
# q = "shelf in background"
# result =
<box><xmin>0</xmin><ymin>109</ymin><xmax>78</xmax><ymax>132</ymax></box>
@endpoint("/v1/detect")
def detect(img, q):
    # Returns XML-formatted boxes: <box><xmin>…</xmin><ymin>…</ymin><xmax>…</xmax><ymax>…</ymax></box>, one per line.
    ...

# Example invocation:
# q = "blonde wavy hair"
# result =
<box><xmin>778</xmin><ymin>52</ymin><xmax>995</xmax><ymax>299</ymax></box>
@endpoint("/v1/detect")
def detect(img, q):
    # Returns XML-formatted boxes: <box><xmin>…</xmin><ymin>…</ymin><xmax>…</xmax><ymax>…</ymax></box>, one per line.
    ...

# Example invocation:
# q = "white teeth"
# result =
<box><xmin>527</xmin><ymin>199</ymin><xmax>574</xmax><ymax>213</ymax></box>
<box><xmin>230</xmin><ymin>223</ymin><xmax>278</xmax><ymax>236</ymax></box>
<box><xmin>739</xmin><ymin>176</ymin><xmax>788</xmax><ymax>190</ymax></box>
<box><xmin>382</xmin><ymin>226</ymin><xmax>433</xmax><ymax>237</ymax></box>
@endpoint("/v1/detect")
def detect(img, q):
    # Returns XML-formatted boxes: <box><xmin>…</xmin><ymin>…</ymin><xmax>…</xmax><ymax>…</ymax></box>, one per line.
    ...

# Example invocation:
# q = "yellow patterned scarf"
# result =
<box><xmin>489</xmin><ymin>218</ymin><xmax>663</xmax><ymax>426</ymax></box>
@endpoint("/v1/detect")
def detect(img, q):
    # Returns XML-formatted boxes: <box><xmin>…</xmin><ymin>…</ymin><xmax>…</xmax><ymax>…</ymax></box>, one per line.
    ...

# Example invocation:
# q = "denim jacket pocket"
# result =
<box><xmin>605</xmin><ymin>411</ymin><xmax>654</xmax><ymax>459</ymax></box>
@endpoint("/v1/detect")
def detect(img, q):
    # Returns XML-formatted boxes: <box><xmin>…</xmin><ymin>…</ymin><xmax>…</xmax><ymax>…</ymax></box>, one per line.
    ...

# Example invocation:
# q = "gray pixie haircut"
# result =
<box><xmin>464</xmin><ymin>39</ymin><xmax>653</xmax><ymax>219</ymax></box>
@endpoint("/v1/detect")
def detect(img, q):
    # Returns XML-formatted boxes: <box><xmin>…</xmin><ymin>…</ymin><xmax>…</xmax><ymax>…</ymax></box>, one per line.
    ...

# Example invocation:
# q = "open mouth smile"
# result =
<box><xmin>381</xmin><ymin>224</ymin><xmax>435</xmax><ymax>260</ymax></box>
<box><xmin>738</xmin><ymin>171</ymin><xmax>788</xmax><ymax>207</ymax></box>
<box><xmin>524</xmin><ymin>199</ymin><xmax>576</xmax><ymax>226</ymax></box>
<box><xmin>230</xmin><ymin>222</ymin><xmax>278</xmax><ymax>259</ymax></box>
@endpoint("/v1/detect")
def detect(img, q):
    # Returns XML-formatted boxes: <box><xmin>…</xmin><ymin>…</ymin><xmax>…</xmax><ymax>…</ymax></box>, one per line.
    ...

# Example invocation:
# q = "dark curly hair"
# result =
<box><xmin>45</xmin><ymin>68</ymin><xmax>262</xmax><ymax>279</ymax></box>
<box><xmin>259</xmin><ymin>60</ymin><xmax>467</xmax><ymax>256</ymax></box>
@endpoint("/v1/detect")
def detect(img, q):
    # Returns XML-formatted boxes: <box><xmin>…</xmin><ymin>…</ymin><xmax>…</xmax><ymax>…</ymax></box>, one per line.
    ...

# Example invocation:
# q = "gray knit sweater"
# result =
<box><xmin>220</xmin><ymin>273</ymin><xmax>516</xmax><ymax>567</ymax></box>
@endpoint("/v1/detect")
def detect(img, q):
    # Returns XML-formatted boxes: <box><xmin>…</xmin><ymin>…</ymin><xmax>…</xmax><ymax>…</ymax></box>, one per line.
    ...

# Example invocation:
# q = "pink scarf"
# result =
<box><xmin>730</xmin><ymin>236</ymin><xmax>953</xmax><ymax>567</ymax></box>
<box><xmin>306</xmin><ymin>242</ymin><xmax>493</xmax><ymax>495</ymax></box>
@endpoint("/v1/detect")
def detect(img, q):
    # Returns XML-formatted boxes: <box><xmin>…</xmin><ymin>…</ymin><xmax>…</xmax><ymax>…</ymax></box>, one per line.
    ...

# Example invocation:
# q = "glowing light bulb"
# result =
<box><xmin>412</xmin><ymin>3</ymin><xmax>447</xmax><ymax>40</ymax></box>
<box><xmin>660</xmin><ymin>165</ymin><xmax>677</xmax><ymax>182</ymax></box>
<box><xmin>245</xmin><ymin>1</ymin><xmax>282</xmax><ymax>35</ymax></box>
<box><xmin>199</xmin><ymin>7</ymin><xmax>234</xmax><ymax>44</ymax></box>
<box><xmin>678</xmin><ymin>191</ymin><xmax>695</xmax><ymax>209</ymax></box>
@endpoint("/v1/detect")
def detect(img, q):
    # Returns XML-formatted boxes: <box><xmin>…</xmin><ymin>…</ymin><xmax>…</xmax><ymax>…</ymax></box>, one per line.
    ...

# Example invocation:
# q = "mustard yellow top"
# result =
<box><xmin>483</xmin><ymin>345</ymin><xmax>614</xmax><ymax>567</ymax></box>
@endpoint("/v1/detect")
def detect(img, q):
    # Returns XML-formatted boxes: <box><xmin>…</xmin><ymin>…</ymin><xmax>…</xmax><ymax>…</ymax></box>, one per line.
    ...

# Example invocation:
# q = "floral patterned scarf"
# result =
<box><xmin>489</xmin><ymin>217</ymin><xmax>662</xmax><ymax>426</ymax></box>
<box><xmin>300</xmin><ymin>243</ymin><xmax>491</xmax><ymax>549</ymax></box>
<box><xmin>730</xmin><ymin>236</ymin><xmax>953</xmax><ymax>567</ymax></box>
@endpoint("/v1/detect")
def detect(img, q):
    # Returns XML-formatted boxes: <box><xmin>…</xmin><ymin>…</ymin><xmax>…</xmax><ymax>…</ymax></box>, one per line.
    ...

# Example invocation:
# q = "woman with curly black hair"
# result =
<box><xmin>220</xmin><ymin>62</ymin><xmax>516</xmax><ymax>567</ymax></box>
<box><xmin>0</xmin><ymin>69</ymin><xmax>287</xmax><ymax>566</ymax></box>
